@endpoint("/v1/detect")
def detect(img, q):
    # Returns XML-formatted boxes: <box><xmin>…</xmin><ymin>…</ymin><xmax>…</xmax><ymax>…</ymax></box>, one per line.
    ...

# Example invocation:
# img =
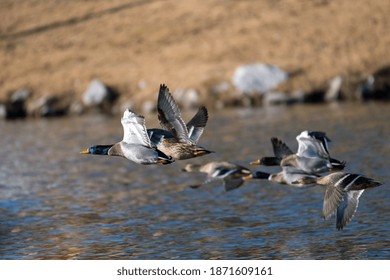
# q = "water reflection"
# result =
<box><xmin>0</xmin><ymin>103</ymin><xmax>389</xmax><ymax>259</ymax></box>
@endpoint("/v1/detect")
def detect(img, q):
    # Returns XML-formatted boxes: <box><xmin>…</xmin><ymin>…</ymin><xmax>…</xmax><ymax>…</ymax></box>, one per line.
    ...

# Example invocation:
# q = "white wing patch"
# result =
<box><xmin>296</xmin><ymin>131</ymin><xmax>329</xmax><ymax>159</ymax></box>
<box><xmin>211</xmin><ymin>168</ymin><xmax>237</xmax><ymax>179</ymax></box>
<box><xmin>121</xmin><ymin>109</ymin><xmax>152</xmax><ymax>147</ymax></box>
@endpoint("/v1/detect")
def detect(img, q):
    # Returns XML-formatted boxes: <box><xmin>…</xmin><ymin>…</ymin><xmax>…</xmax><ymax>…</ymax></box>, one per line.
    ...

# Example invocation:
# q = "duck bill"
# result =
<box><xmin>194</xmin><ymin>149</ymin><xmax>214</xmax><ymax>156</ymax></box>
<box><xmin>250</xmin><ymin>159</ymin><xmax>261</xmax><ymax>165</ymax></box>
<box><xmin>157</xmin><ymin>158</ymin><xmax>174</xmax><ymax>164</ymax></box>
<box><xmin>242</xmin><ymin>174</ymin><xmax>254</xmax><ymax>180</ymax></box>
<box><xmin>80</xmin><ymin>149</ymin><xmax>90</xmax><ymax>154</ymax></box>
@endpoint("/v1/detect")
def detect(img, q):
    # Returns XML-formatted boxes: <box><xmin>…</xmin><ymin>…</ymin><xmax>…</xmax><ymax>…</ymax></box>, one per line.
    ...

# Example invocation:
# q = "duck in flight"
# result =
<box><xmin>80</xmin><ymin>108</ymin><xmax>174</xmax><ymax>165</ymax></box>
<box><xmin>251</xmin><ymin>132</ymin><xmax>345</xmax><ymax>172</ymax></box>
<box><xmin>152</xmin><ymin>84</ymin><xmax>213</xmax><ymax>160</ymax></box>
<box><xmin>247</xmin><ymin>137</ymin><xmax>320</xmax><ymax>187</ymax></box>
<box><xmin>182</xmin><ymin>161</ymin><xmax>252</xmax><ymax>191</ymax></box>
<box><xmin>268</xmin><ymin>131</ymin><xmax>346</xmax><ymax>174</ymax></box>
<box><xmin>147</xmin><ymin>105</ymin><xmax>209</xmax><ymax>150</ymax></box>
<box><xmin>293</xmin><ymin>172</ymin><xmax>383</xmax><ymax>230</ymax></box>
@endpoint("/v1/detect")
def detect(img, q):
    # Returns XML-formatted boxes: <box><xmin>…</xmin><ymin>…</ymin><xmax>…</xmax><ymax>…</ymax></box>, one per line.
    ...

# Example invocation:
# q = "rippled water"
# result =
<box><xmin>0</xmin><ymin>103</ymin><xmax>389</xmax><ymax>259</ymax></box>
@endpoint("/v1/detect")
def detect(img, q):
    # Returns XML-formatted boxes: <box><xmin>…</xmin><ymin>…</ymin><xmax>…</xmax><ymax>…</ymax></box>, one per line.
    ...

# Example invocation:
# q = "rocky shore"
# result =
<box><xmin>1</xmin><ymin>63</ymin><xmax>389</xmax><ymax>120</ymax></box>
<box><xmin>1</xmin><ymin>0</ymin><xmax>389</xmax><ymax>119</ymax></box>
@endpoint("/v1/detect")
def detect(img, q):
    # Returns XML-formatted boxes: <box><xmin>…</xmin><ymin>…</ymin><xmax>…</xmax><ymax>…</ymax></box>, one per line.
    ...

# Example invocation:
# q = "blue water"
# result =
<box><xmin>0</xmin><ymin>103</ymin><xmax>389</xmax><ymax>259</ymax></box>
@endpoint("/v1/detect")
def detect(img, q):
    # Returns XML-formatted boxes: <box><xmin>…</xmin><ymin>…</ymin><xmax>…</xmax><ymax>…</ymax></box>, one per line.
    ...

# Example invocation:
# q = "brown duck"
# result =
<box><xmin>154</xmin><ymin>84</ymin><xmax>213</xmax><ymax>160</ymax></box>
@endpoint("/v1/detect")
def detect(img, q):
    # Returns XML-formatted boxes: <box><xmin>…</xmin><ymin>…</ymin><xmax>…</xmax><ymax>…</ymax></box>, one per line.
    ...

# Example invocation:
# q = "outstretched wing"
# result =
<box><xmin>189</xmin><ymin>176</ymin><xmax>219</xmax><ymax>189</ymax></box>
<box><xmin>323</xmin><ymin>185</ymin><xmax>344</xmax><ymax>219</ymax></box>
<box><xmin>189</xmin><ymin>175</ymin><xmax>244</xmax><ymax>191</ymax></box>
<box><xmin>258</xmin><ymin>138</ymin><xmax>293</xmax><ymax>166</ymax></box>
<box><xmin>121</xmin><ymin>109</ymin><xmax>152</xmax><ymax>148</ymax></box>
<box><xmin>308</xmin><ymin>131</ymin><xmax>331</xmax><ymax>155</ymax></box>
<box><xmin>296</xmin><ymin>130</ymin><xmax>329</xmax><ymax>159</ymax></box>
<box><xmin>271</xmin><ymin>137</ymin><xmax>294</xmax><ymax>158</ymax></box>
<box><xmin>336</xmin><ymin>190</ymin><xmax>364</xmax><ymax>230</ymax></box>
<box><xmin>224</xmin><ymin>178</ymin><xmax>245</xmax><ymax>191</ymax></box>
<box><xmin>210</xmin><ymin>167</ymin><xmax>239</xmax><ymax>179</ymax></box>
<box><xmin>187</xmin><ymin>106</ymin><xmax>208</xmax><ymax>143</ymax></box>
<box><xmin>157</xmin><ymin>84</ymin><xmax>191</xmax><ymax>144</ymax></box>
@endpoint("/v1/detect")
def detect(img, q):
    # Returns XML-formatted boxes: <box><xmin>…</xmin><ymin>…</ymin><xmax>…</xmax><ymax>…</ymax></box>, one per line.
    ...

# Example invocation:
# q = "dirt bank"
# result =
<box><xmin>1</xmin><ymin>0</ymin><xmax>389</xmax><ymax>111</ymax></box>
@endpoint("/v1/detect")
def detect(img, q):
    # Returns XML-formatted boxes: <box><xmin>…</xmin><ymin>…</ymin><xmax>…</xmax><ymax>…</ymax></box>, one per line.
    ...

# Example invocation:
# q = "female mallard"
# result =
<box><xmin>80</xmin><ymin>108</ymin><xmax>174</xmax><ymax>165</ymax></box>
<box><xmin>154</xmin><ymin>84</ymin><xmax>213</xmax><ymax>160</ymax></box>
<box><xmin>182</xmin><ymin>161</ymin><xmax>252</xmax><ymax>191</ymax></box>
<box><xmin>147</xmin><ymin>105</ymin><xmax>208</xmax><ymax>148</ymax></box>
<box><xmin>294</xmin><ymin>172</ymin><xmax>383</xmax><ymax>230</ymax></box>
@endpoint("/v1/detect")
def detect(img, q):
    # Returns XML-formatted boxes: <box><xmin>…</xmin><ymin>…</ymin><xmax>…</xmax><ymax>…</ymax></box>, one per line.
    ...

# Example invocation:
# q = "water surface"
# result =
<box><xmin>0</xmin><ymin>103</ymin><xmax>389</xmax><ymax>259</ymax></box>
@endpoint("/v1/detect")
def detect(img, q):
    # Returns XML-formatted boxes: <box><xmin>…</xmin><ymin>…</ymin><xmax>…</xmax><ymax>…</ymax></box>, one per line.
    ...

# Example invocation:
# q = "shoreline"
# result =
<box><xmin>1</xmin><ymin>67</ymin><xmax>389</xmax><ymax>121</ymax></box>
<box><xmin>1</xmin><ymin>0</ymin><xmax>389</xmax><ymax>119</ymax></box>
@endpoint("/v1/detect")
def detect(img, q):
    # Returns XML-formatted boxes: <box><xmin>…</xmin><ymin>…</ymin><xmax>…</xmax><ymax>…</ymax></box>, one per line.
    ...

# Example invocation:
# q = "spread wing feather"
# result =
<box><xmin>296</xmin><ymin>131</ymin><xmax>330</xmax><ymax>159</ymax></box>
<box><xmin>271</xmin><ymin>137</ymin><xmax>294</xmax><ymax>158</ymax></box>
<box><xmin>121</xmin><ymin>109</ymin><xmax>152</xmax><ymax>148</ymax></box>
<box><xmin>336</xmin><ymin>190</ymin><xmax>364</xmax><ymax>230</ymax></box>
<box><xmin>323</xmin><ymin>186</ymin><xmax>344</xmax><ymax>219</ymax></box>
<box><xmin>157</xmin><ymin>84</ymin><xmax>191</xmax><ymax>144</ymax></box>
<box><xmin>187</xmin><ymin>106</ymin><xmax>208</xmax><ymax>143</ymax></box>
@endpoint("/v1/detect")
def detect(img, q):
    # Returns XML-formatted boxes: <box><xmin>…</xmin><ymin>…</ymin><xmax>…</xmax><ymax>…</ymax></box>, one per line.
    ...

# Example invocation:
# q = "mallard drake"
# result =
<box><xmin>247</xmin><ymin>137</ymin><xmax>321</xmax><ymax>187</ymax></box>
<box><xmin>293</xmin><ymin>172</ymin><xmax>383</xmax><ymax>230</ymax></box>
<box><xmin>280</xmin><ymin>131</ymin><xmax>345</xmax><ymax>174</ymax></box>
<box><xmin>251</xmin><ymin>137</ymin><xmax>294</xmax><ymax>166</ymax></box>
<box><xmin>80</xmin><ymin>108</ymin><xmax>174</xmax><ymax>165</ymax></box>
<box><xmin>154</xmin><ymin>84</ymin><xmax>213</xmax><ymax>160</ymax></box>
<box><xmin>251</xmin><ymin>134</ymin><xmax>344</xmax><ymax>171</ymax></box>
<box><xmin>182</xmin><ymin>161</ymin><xmax>252</xmax><ymax>191</ymax></box>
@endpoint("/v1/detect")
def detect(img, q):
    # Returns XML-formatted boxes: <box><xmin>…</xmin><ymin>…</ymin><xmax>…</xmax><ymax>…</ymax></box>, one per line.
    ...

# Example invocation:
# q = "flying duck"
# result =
<box><xmin>280</xmin><ymin>131</ymin><xmax>345</xmax><ymax>174</ymax></box>
<box><xmin>248</xmin><ymin>137</ymin><xmax>320</xmax><ymax>187</ymax></box>
<box><xmin>293</xmin><ymin>171</ymin><xmax>383</xmax><ymax>230</ymax></box>
<box><xmin>80</xmin><ymin>108</ymin><xmax>174</xmax><ymax>165</ymax></box>
<box><xmin>153</xmin><ymin>84</ymin><xmax>213</xmax><ymax>160</ymax></box>
<box><xmin>182</xmin><ymin>161</ymin><xmax>252</xmax><ymax>191</ymax></box>
<box><xmin>147</xmin><ymin>105</ymin><xmax>208</xmax><ymax>148</ymax></box>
